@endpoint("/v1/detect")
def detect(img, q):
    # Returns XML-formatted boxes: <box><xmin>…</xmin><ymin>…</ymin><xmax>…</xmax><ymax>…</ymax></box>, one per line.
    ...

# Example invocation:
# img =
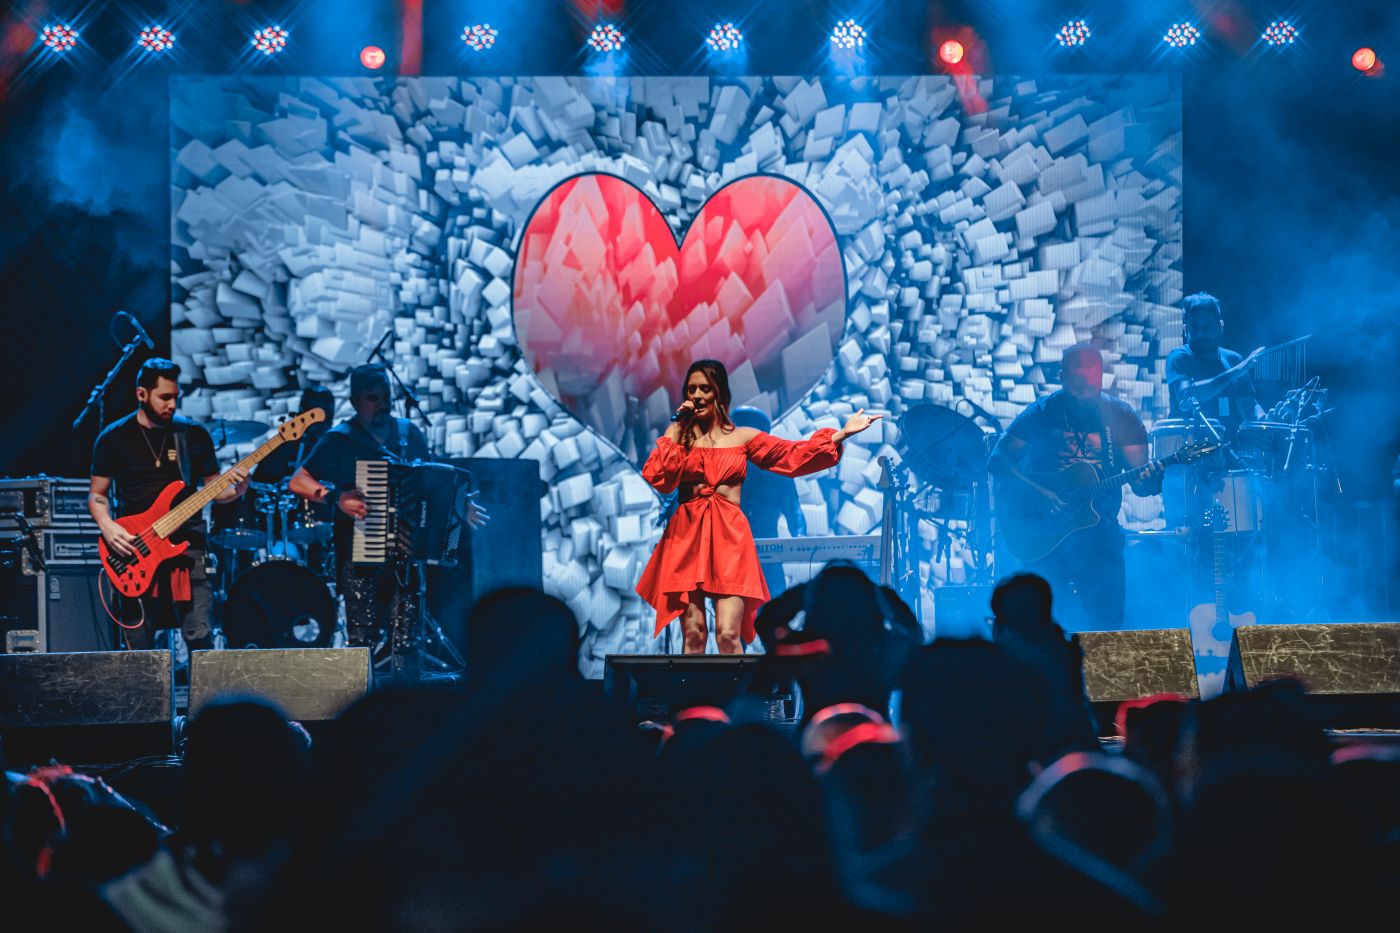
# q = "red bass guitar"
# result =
<box><xmin>98</xmin><ymin>408</ymin><xmax>325</xmax><ymax>597</ymax></box>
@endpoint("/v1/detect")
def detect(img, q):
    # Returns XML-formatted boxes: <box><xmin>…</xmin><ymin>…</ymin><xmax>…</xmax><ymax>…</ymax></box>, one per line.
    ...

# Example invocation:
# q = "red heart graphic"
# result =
<box><xmin>513</xmin><ymin>174</ymin><xmax>845</xmax><ymax>456</ymax></box>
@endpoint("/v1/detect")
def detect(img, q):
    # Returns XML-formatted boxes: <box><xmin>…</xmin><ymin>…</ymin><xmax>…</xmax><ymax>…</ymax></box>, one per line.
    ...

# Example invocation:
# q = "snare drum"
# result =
<box><xmin>1237</xmin><ymin>421</ymin><xmax>1313</xmax><ymax>479</ymax></box>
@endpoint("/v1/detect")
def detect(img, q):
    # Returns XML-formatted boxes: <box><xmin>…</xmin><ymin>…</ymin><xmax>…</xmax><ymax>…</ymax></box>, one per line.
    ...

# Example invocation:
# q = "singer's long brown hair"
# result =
<box><xmin>678</xmin><ymin>359</ymin><xmax>735</xmax><ymax>451</ymax></box>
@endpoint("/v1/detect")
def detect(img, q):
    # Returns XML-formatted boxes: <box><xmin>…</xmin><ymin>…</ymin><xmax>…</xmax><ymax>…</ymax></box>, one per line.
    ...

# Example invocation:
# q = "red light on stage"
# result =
<box><xmin>1352</xmin><ymin>47</ymin><xmax>1377</xmax><ymax>72</ymax></box>
<box><xmin>360</xmin><ymin>45</ymin><xmax>386</xmax><ymax>69</ymax></box>
<box><xmin>939</xmin><ymin>39</ymin><xmax>964</xmax><ymax>65</ymax></box>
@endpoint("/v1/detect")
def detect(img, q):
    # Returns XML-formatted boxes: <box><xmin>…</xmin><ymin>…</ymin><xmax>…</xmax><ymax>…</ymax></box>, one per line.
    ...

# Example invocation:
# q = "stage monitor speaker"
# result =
<box><xmin>1225</xmin><ymin>622</ymin><xmax>1400</xmax><ymax>728</ymax></box>
<box><xmin>603</xmin><ymin>654</ymin><xmax>793</xmax><ymax>724</ymax></box>
<box><xmin>429</xmin><ymin>457</ymin><xmax>546</xmax><ymax>661</ymax></box>
<box><xmin>0</xmin><ymin>650</ymin><xmax>172</xmax><ymax>765</ymax></box>
<box><xmin>189</xmin><ymin>648</ymin><xmax>371</xmax><ymax>722</ymax></box>
<box><xmin>1076</xmin><ymin>629</ymin><xmax>1200</xmax><ymax>735</ymax></box>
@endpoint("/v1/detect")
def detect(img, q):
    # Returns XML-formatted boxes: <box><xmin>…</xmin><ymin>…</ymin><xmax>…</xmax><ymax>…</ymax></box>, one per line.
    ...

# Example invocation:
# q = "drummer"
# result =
<box><xmin>1165</xmin><ymin>293</ymin><xmax>1265</xmax><ymax>434</ymax></box>
<box><xmin>211</xmin><ymin>385</ymin><xmax>335</xmax><ymax>554</ymax></box>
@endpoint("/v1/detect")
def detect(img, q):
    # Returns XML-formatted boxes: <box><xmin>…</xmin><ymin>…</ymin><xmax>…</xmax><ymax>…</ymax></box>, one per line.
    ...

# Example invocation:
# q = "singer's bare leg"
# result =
<box><xmin>713</xmin><ymin>595</ymin><xmax>745</xmax><ymax>655</ymax></box>
<box><xmin>681</xmin><ymin>592</ymin><xmax>709</xmax><ymax>654</ymax></box>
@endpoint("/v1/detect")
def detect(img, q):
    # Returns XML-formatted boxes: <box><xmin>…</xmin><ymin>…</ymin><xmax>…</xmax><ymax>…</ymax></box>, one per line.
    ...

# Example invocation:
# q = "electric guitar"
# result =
<box><xmin>98</xmin><ymin>409</ymin><xmax>326</xmax><ymax>597</ymax></box>
<box><xmin>1187</xmin><ymin>503</ymin><xmax>1257</xmax><ymax>693</ymax></box>
<box><xmin>996</xmin><ymin>441</ymin><xmax>1220</xmax><ymax>561</ymax></box>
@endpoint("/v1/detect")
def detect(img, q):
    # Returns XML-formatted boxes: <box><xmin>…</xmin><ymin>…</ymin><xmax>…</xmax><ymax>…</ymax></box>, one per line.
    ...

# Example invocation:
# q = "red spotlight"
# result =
<box><xmin>360</xmin><ymin>45</ymin><xmax>386</xmax><ymax>69</ymax></box>
<box><xmin>1352</xmin><ymin>47</ymin><xmax>1378</xmax><ymax>72</ymax></box>
<box><xmin>939</xmin><ymin>39</ymin><xmax>964</xmax><ymax>65</ymax></box>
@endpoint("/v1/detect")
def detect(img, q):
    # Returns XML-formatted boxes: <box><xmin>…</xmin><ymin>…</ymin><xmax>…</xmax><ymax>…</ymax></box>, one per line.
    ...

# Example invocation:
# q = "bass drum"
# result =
<box><xmin>221</xmin><ymin>559</ymin><xmax>337</xmax><ymax>649</ymax></box>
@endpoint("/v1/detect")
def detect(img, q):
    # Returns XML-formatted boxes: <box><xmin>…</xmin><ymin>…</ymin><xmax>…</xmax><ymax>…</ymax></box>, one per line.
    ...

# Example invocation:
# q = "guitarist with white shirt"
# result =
<box><xmin>89</xmin><ymin>358</ymin><xmax>249</xmax><ymax>650</ymax></box>
<box><xmin>988</xmin><ymin>344</ymin><xmax>1163</xmax><ymax>632</ymax></box>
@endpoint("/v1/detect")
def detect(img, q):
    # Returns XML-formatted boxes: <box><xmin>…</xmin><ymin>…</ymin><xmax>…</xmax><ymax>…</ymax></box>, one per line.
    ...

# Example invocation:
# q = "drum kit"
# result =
<box><xmin>1151</xmin><ymin>373</ymin><xmax>1334</xmax><ymax>626</ymax></box>
<box><xmin>206</xmin><ymin>420</ymin><xmax>338</xmax><ymax>650</ymax></box>
<box><xmin>893</xmin><ymin>401</ymin><xmax>999</xmax><ymax>587</ymax></box>
<box><xmin>1153</xmin><ymin>387</ymin><xmax>1331</xmax><ymax>537</ymax></box>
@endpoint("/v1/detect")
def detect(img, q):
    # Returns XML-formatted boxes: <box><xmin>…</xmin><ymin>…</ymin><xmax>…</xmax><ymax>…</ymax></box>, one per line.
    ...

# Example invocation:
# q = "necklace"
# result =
<box><xmin>138</xmin><ymin>422</ymin><xmax>167</xmax><ymax>470</ymax></box>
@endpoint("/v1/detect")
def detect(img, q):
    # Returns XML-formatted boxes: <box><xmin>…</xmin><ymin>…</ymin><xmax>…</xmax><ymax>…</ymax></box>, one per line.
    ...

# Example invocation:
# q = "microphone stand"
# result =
<box><xmin>366</xmin><ymin>330</ymin><xmax>437</xmax><ymax>458</ymax></box>
<box><xmin>1182</xmin><ymin>395</ymin><xmax>1223</xmax><ymax>446</ymax></box>
<box><xmin>1281</xmin><ymin>379</ymin><xmax>1318</xmax><ymax>476</ymax></box>
<box><xmin>73</xmin><ymin>333</ymin><xmax>147</xmax><ymax>432</ymax></box>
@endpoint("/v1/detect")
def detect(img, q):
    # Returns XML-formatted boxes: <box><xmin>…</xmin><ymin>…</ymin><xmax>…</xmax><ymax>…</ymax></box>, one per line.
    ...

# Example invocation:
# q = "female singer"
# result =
<box><xmin>636</xmin><ymin>359</ymin><xmax>882</xmax><ymax>654</ymax></box>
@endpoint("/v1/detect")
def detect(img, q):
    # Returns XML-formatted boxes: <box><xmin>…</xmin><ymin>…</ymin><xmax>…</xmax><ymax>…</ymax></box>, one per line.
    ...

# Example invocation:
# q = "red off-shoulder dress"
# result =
<box><xmin>635</xmin><ymin>428</ymin><xmax>843</xmax><ymax>645</ymax></box>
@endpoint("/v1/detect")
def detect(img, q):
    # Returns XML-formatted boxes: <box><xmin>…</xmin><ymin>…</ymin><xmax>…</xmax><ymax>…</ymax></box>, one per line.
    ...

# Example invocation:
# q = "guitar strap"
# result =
<box><xmin>170</xmin><ymin>424</ymin><xmax>194</xmax><ymax>600</ymax></box>
<box><xmin>174</xmin><ymin>424</ymin><xmax>193</xmax><ymax>488</ymax></box>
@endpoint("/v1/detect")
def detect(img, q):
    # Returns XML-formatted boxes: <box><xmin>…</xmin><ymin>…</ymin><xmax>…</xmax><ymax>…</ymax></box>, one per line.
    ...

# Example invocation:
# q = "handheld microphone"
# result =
<box><xmin>671</xmin><ymin>404</ymin><xmax>695</xmax><ymax>423</ymax></box>
<box><xmin>116</xmin><ymin>311</ymin><xmax>155</xmax><ymax>349</ymax></box>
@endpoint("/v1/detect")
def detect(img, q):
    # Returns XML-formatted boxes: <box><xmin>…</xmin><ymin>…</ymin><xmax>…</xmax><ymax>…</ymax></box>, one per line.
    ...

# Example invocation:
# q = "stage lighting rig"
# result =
<box><xmin>706</xmin><ymin>22</ymin><xmax>743</xmax><ymax>53</ymax></box>
<box><xmin>463</xmin><ymin>24</ymin><xmax>498</xmax><ymax>51</ymax></box>
<box><xmin>41</xmin><ymin>24</ymin><xmax>80</xmax><ymax>53</ymax></box>
<box><xmin>1261</xmin><ymin>21</ymin><xmax>1298</xmax><ymax>47</ymax></box>
<box><xmin>587</xmin><ymin>23</ymin><xmax>626</xmax><ymax>53</ymax></box>
<box><xmin>251</xmin><ymin>25</ymin><xmax>289</xmax><ymax>56</ymax></box>
<box><xmin>1163</xmin><ymin>23</ymin><xmax>1201</xmax><ymax>49</ymax></box>
<box><xmin>361</xmin><ymin>45</ymin><xmax>386</xmax><ymax>69</ymax></box>
<box><xmin>137</xmin><ymin>25</ymin><xmax>175</xmax><ymax>53</ymax></box>
<box><xmin>1056</xmin><ymin>20</ymin><xmax>1091</xmax><ymax>48</ymax></box>
<box><xmin>829</xmin><ymin>19</ymin><xmax>867</xmax><ymax>51</ymax></box>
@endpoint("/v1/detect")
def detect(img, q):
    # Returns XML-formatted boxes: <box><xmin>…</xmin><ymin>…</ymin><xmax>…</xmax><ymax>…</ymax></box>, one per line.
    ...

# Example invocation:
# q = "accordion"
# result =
<box><xmin>351</xmin><ymin>460</ymin><xmax>472</xmax><ymax>567</ymax></box>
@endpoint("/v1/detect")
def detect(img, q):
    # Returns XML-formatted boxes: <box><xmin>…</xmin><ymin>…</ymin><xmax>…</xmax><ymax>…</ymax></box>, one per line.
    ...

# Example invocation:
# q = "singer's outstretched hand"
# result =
<box><xmin>834</xmin><ymin>408</ymin><xmax>883</xmax><ymax>443</ymax></box>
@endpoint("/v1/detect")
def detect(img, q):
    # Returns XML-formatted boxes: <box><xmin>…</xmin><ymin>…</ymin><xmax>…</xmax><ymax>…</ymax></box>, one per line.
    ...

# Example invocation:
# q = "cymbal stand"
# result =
<box><xmin>877</xmin><ymin>457</ymin><xmax>921</xmax><ymax>621</ymax></box>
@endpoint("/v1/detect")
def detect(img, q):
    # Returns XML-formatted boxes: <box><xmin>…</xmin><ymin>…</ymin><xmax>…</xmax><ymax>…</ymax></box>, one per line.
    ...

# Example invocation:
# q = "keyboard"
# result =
<box><xmin>351</xmin><ymin>460</ymin><xmax>392</xmax><ymax>564</ymax></box>
<box><xmin>752</xmin><ymin>534</ymin><xmax>881</xmax><ymax>565</ymax></box>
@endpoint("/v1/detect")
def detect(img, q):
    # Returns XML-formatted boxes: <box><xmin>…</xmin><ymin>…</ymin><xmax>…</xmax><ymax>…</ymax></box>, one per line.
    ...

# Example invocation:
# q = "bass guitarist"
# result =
<box><xmin>89</xmin><ymin>358</ymin><xmax>248</xmax><ymax>650</ymax></box>
<box><xmin>988</xmin><ymin>344</ymin><xmax>1162</xmax><ymax>631</ymax></box>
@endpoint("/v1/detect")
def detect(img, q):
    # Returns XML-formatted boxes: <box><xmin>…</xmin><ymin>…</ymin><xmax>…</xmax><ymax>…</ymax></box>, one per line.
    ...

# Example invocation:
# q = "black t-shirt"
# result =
<box><xmin>1165</xmin><ymin>346</ymin><xmax>1258</xmax><ymax>429</ymax></box>
<box><xmin>301</xmin><ymin>418</ymin><xmax>431</xmax><ymax>565</ymax></box>
<box><xmin>90</xmin><ymin>412</ymin><xmax>220</xmax><ymax>545</ymax></box>
<box><xmin>1005</xmin><ymin>391</ymin><xmax>1148</xmax><ymax>517</ymax></box>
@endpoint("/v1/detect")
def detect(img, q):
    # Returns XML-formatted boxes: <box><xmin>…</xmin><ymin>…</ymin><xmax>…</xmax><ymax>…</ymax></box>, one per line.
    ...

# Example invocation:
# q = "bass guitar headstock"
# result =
<box><xmin>278</xmin><ymin>407</ymin><xmax>327</xmax><ymax>443</ymax></box>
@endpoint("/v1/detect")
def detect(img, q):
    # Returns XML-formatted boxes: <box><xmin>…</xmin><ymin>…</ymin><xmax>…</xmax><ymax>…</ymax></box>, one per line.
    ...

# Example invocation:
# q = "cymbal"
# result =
<box><xmin>896</xmin><ymin>404</ymin><xmax>989</xmax><ymax>490</ymax></box>
<box><xmin>208</xmin><ymin>419</ymin><xmax>267</xmax><ymax>446</ymax></box>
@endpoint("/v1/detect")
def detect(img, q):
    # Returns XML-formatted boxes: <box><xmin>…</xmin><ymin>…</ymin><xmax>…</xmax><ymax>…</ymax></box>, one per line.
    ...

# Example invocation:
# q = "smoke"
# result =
<box><xmin>0</xmin><ymin>68</ymin><xmax>168</xmax><ymax>474</ymax></box>
<box><xmin>1184</xmin><ymin>59</ymin><xmax>1400</xmax><ymax>499</ymax></box>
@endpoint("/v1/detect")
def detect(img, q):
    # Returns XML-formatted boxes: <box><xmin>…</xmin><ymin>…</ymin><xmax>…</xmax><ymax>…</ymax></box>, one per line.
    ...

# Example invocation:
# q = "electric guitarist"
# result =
<box><xmin>988</xmin><ymin>344</ymin><xmax>1163</xmax><ymax>632</ymax></box>
<box><xmin>89</xmin><ymin>358</ymin><xmax>249</xmax><ymax>650</ymax></box>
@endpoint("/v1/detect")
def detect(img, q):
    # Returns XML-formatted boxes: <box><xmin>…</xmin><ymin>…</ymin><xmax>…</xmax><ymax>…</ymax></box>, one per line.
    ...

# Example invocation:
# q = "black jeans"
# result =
<box><xmin>1024</xmin><ymin>522</ymin><xmax>1126</xmax><ymax>631</ymax></box>
<box><xmin>338</xmin><ymin>562</ymin><xmax>422</xmax><ymax>680</ymax></box>
<box><xmin>120</xmin><ymin>551</ymin><xmax>213</xmax><ymax>650</ymax></box>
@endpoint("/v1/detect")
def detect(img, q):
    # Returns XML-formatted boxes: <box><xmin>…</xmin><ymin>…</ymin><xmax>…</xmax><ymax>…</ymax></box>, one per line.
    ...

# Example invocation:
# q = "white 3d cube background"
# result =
<box><xmin>171</xmin><ymin>74</ymin><xmax>1181</xmax><ymax>673</ymax></box>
